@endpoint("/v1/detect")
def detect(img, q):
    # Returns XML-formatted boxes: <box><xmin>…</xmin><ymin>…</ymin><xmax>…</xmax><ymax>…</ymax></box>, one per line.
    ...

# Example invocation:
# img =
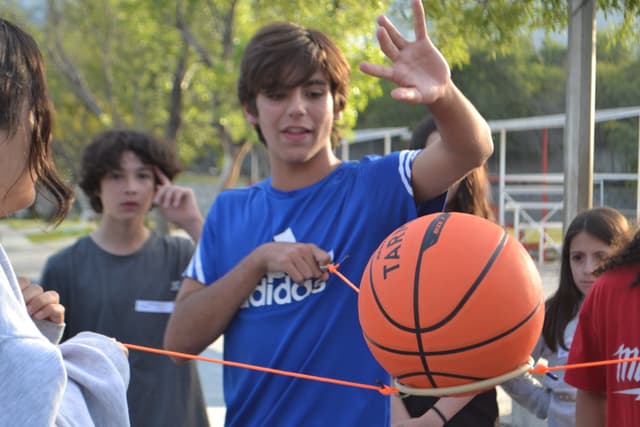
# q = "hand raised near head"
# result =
<box><xmin>153</xmin><ymin>166</ymin><xmax>204</xmax><ymax>241</ymax></box>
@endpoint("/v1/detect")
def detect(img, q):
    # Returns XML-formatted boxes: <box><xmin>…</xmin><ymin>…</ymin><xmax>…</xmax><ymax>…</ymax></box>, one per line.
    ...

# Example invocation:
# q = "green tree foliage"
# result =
<box><xmin>594</xmin><ymin>37</ymin><xmax>640</xmax><ymax>171</ymax></box>
<box><xmin>357</xmin><ymin>32</ymin><xmax>639</xmax><ymax>173</ymax></box>
<box><xmin>15</xmin><ymin>0</ymin><xmax>388</xmax><ymax>186</ymax></box>
<box><xmin>357</xmin><ymin>37</ymin><xmax>567</xmax><ymax>127</ymax></box>
<box><xmin>8</xmin><ymin>0</ymin><xmax>639</xmax><ymax>185</ymax></box>
<box><xmin>386</xmin><ymin>0</ymin><xmax>638</xmax><ymax>66</ymax></box>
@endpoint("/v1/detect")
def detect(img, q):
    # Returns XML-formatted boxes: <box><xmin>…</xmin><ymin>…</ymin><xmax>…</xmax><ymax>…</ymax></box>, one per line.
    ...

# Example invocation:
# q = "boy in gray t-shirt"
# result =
<box><xmin>41</xmin><ymin>129</ymin><xmax>209</xmax><ymax>427</ymax></box>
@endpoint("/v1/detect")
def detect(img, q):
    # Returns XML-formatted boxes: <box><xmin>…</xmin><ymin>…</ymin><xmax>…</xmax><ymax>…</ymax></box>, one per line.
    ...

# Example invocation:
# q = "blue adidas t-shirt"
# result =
<box><xmin>185</xmin><ymin>151</ymin><xmax>445</xmax><ymax>427</ymax></box>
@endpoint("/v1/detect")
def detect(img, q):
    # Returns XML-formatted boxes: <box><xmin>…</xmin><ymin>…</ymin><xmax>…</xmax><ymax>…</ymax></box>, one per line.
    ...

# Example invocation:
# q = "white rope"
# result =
<box><xmin>393</xmin><ymin>357</ymin><xmax>533</xmax><ymax>396</ymax></box>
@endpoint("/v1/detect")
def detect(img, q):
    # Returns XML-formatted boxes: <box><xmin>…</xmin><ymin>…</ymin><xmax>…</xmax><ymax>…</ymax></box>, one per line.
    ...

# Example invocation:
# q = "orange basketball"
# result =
<box><xmin>358</xmin><ymin>212</ymin><xmax>544</xmax><ymax>392</ymax></box>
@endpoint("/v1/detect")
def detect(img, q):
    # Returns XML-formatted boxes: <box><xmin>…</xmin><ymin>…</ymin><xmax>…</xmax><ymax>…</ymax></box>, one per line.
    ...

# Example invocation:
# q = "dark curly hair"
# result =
<box><xmin>411</xmin><ymin>117</ymin><xmax>495</xmax><ymax>220</ymax></box>
<box><xmin>595</xmin><ymin>226</ymin><xmax>640</xmax><ymax>287</ymax></box>
<box><xmin>79</xmin><ymin>129</ymin><xmax>180</xmax><ymax>213</ymax></box>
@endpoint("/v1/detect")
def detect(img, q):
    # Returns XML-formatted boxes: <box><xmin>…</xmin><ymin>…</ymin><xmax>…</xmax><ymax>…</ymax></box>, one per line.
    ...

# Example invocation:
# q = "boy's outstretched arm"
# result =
<box><xmin>360</xmin><ymin>0</ymin><xmax>493</xmax><ymax>204</ymax></box>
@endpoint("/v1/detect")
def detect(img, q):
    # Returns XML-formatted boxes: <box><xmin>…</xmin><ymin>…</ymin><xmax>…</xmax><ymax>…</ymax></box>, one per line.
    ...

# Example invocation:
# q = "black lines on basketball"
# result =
<box><xmin>358</xmin><ymin>213</ymin><xmax>545</xmax><ymax>391</ymax></box>
<box><xmin>362</xmin><ymin>298</ymin><xmax>543</xmax><ymax>358</ymax></box>
<box><xmin>416</xmin><ymin>230</ymin><xmax>509</xmax><ymax>333</ymax></box>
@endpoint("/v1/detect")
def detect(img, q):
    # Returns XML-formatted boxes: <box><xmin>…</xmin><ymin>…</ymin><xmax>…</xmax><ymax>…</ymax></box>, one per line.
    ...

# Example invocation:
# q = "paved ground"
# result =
<box><xmin>0</xmin><ymin>222</ymin><xmax>560</xmax><ymax>426</ymax></box>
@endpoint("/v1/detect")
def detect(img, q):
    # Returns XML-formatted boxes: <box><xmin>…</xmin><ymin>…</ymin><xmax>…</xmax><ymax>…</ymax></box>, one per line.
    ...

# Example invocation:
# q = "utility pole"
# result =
<box><xmin>563</xmin><ymin>0</ymin><xmax>596</xmax><ymax>230</ymax></box>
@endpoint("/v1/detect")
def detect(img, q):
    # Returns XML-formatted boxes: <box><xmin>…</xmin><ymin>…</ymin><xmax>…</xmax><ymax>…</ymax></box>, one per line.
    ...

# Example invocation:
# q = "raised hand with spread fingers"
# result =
<box><xmin>359</xmin><ymin>0</ymin><xmax>451</xmax><ymax>105</ymax></box>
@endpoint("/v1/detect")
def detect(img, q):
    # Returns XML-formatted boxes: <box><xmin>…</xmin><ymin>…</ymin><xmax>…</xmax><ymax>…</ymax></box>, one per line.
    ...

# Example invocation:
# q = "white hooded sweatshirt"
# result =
<box><xmin>0</xmin><ymin>243</ymin><xmax>130</xmax><ymax>426</ymax></box>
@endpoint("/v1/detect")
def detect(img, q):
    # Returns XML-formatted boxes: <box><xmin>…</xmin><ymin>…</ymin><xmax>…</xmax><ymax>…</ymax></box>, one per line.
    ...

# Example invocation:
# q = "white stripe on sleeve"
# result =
<box><xmin>189</xmin><ymin>243</ymin><xmax>205</xmax><ymax>283</ymax></box>
<box><xmin>398</xmin><ymin>150</ymin><xmax>418</xmax><ymax>197</ymax></box>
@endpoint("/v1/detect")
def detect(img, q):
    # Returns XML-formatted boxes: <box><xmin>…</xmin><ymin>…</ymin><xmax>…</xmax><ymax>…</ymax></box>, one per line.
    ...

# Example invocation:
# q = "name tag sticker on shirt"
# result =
<box><xmin>135</xmin><ymin>300</ymin><xmax>175</xmax><ymax>313</ymax></box>
<box><xmin>170</xmin><ymin>280</ymin><xmax>181</xmax><ymax>292</ymax></box>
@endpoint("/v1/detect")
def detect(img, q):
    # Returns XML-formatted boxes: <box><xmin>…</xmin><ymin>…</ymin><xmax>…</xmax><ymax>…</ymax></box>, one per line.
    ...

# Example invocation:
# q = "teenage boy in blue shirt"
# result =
<box><xmin>165</xmin><ymin>1</ymin><xmax>494</xmax><ymax>425</ymax></box>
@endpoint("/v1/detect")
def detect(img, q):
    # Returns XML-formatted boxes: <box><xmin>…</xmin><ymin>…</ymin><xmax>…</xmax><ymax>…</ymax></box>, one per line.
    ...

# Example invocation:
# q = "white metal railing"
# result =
<box><xmin>341</xmin><ymin>107</ymin><xmax>640</xmax><ymax>264</ymax></box>
<box><xmin>500</xmin><ymin>172</ymin><xmax>639</xmax><ymax>264</ymax></box>
<box><xmin>503</xmin><ymin>193</ymin><xmax>563</xmax><ymax>264</ymax></box>
<box><xmin>493</xmin><ymin>107</ymin><xmax>640</xmax><ymax>226</ymax></box>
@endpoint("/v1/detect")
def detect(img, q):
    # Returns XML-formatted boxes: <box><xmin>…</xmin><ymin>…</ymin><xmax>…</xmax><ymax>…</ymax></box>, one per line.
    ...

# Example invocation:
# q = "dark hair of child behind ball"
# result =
<box><xmin>411</xmin><ymin>117</ymin><xmax>495</xmax><ymax>221</ymax></box>
<box><xmin>595</xmin><ymin>226</ymin><xmax>640</xmax><ymax>287</ymax></box>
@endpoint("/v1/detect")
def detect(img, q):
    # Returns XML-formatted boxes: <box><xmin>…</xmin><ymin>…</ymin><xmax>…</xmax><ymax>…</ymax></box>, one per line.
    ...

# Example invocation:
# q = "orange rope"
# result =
<box><xmin>326</xmin><ymin>263</ymin><xmax>360</xmax><ymax>293</ymax></box>
<box><xmin>123</xmin><ymin>343</ymin><xmax>398</xmax><ymax>396</ymax></box>
<box><xmin>326</xmin><ymin>264</ymin><xmax>640</xmax><ymax>382</ymax></box>
<box><xmin>326</xmin><ymin>263</ymin><xmax>640</xmax><ymax>382</ymax></box>
<box><xmin>122</xmin><ymin>263</ymin><xmax>399</xmax><ymax>396</ymax></box>
<box><xmin>135</xmin><ymin>263</ymin><xmax>640</xmax><ymax>396</ymax></box>
<box><xmin>529</xmin><ymin>356</ymin><xmax>640</xmax><ymax>375</ymax></box>
<box><xmin>324</xmin><ymin>263</ymin><xmax>640</xmax><ymax>383</ymax></box>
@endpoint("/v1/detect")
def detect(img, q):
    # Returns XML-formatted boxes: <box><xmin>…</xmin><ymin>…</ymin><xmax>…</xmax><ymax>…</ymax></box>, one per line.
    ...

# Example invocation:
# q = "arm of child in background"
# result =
<box><xmin>500</xmin><ymin>336</ymin><xmax>550</xmax><ymax>419</ymax></box>
<box><xmin>575</xmin><ymin>389</ymin><xmax>605</xmax><ymax>427</ymax></box>
<box><xmin>391</xmin><ymin>394</ymin><xmax>475</xmax><ymax>427</ymax></box>
<box><xmin>500</xmin><ymin>372</ymin><xmax>550</xmax><ymax>419</ymax></box>
<box><xmin>153</xmin><ymin>166</ymin><xmax>204</xmax><ymax>242</ymax></box>
<box><xmin>358</xmin><ymin>0</ymin><xmax>493</xmax><ymax>205</ymax></box>
<box><xmin>19</xmin><ymin>275</ymin><xmax>65</xmax><ymax>344</ymax></box>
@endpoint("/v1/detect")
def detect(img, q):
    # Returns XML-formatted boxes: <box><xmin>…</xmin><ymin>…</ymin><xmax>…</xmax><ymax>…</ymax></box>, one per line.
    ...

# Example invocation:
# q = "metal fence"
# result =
<box><xmin>340</xmin><ymin>106</ymin><xmax>640</xmax><ymax>264</ymax></box>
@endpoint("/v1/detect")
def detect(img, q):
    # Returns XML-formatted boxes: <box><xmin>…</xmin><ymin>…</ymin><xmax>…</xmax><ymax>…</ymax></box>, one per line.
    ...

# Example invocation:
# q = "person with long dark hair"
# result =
<box><xmin>503</xmin><ymin>207</ymin><xmax>629</xmax><ymax>427</ymax></box>
<box><xmin>565</xmin><ymin>223</ymin><xmax>640</xmax><ymax>427</ymax></box>
<box><xmin>0</xmin><ymin>18</ymin><xmax>129</xmax><ymax>425</ymax></box>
